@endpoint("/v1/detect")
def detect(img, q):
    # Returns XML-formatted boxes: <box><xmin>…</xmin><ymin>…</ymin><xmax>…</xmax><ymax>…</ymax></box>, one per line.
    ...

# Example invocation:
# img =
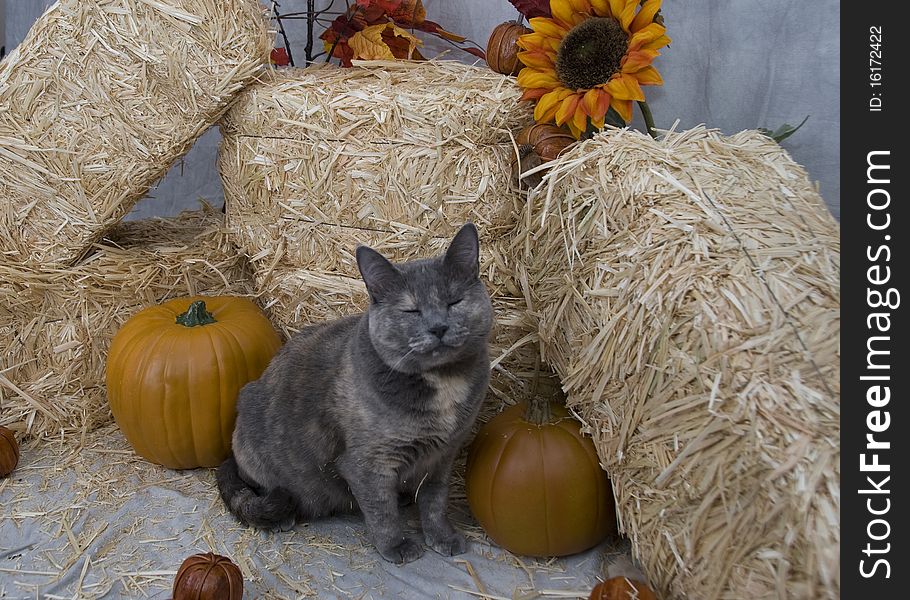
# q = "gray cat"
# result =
<box><xmin>217</xmin><ymin>223</ymin><xmax>493</xmax><ymax>564</ymax></box>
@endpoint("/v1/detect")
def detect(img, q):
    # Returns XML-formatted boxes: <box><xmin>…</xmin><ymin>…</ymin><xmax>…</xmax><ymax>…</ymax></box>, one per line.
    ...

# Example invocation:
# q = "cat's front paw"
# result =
<box><xmin>378</xmin><ymin>537</ymin><xmax>424</xmax><ymax>564</ymax></box>
<box><xmin>426</xmin><ymin>530</ymin><xmax>468</xmax><ymax>557</ymax></box>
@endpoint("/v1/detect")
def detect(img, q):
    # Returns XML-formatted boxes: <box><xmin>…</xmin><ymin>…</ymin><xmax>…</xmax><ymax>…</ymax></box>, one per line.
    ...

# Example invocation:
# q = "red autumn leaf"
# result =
<box><xmin>356</xmin><ymin>0</ymin><xmax>404</xmax><ymax>13</ymax></box>
<box><xmin>269</xmin><ymin>47</ymin><xmax>290</xmax><ymax>66</ymax></box>
<box><xmin>462</xmin><ymin>46</ymin><xmax>487</xmax><ymax>60</ymax></box>
<box><xmin>508</xmin><ymin>0</ymin><xmax>551</xmax><ymax>19</ymax></box>
<box><xmin>413</xmin><ymin>19</ymin><xmax>466</xmax><ymax>42</ymax></box>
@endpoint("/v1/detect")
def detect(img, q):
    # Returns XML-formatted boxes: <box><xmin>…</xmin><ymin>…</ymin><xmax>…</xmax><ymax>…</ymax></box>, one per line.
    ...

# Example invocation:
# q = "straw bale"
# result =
<box><xmin>0</xmin><ymin>207</ymin><xmax>256</xmax><ymax>440</ymax></box>
<box><xmin>0</xmin><ymin>0</ymin><xmax>269</xmax><ymax>268</ymax></box>
<box><xmin>219</xmin><ymin>60</ymin><xmax>532</xmax><ymax>259</ymax></box>
<box><xmin>512</xmin><ymin>126</ymin><xmax>839</xmax><ymax>600</ymax></box>
<box><xmin>219</xmin><ymin>60</ymin><xmax>544</xmax><ymax>405</ymax></box>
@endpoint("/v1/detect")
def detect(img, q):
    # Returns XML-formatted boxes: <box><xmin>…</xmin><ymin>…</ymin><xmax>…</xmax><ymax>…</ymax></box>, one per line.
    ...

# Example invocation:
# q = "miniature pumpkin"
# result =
<box><xmin>0</xmin><ymin>426</ymin><xmax>19</xmax><ymax>477</ymax></box>
<box><xmin>486</xmin><ymin>21</ymin><xmax>532</xmax><ymax>76</ymax></box>
<box><xmin>173</xmin><ymin>552</ymin><xmax>243</xmax><ymax>600</ymax></box>
<box><xmin>517</xmin><ymin>123</ymin><xmax>576</xmax><ymax>162</ymax></box>
<box><xmin>106</xmin><ymin>296</ymin><xmax>282</xmax><ymax>469</ymax></box>
<box><xmin>589</xmin><ymin>577</ymin><xmax>658</xmax><ymax>600</ymax></box>
<box><xmin>466</xmin><ymin>399</ymin><xmax>616</xmax><ymax>556</ymax></box>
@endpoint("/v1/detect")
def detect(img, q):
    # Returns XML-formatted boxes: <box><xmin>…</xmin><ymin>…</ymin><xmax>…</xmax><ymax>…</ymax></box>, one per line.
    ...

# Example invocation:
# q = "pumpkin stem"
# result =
<box><xmin>525</xmin><ymin>395</ymin><xmax>553</xmax><ymax>425</ymax></box>
<box><xmin>525</xmin><ymin>355</ymin><xmax>554</xmax><ymax>425</ymax></box>
<box><xmin>175</xmin><ymin>300</ymin><xmax>217</xmax><ymax>327</ymax></box>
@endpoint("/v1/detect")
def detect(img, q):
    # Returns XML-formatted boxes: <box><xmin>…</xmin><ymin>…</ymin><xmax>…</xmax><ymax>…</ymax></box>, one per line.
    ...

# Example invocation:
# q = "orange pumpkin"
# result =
<box><xmin>517</xmin><ymin>123</ymin><xmax>576</xmax><ymax>162</ymax></box>
<box><xmin>486</xmin><ymin>21</ymin><xmax>532</xmax><ymax>75</ymax></box>
<box><xmin>466</xmin><ymin>399</ymin><xmax>616</xmax><ymax>556</ymax></box>
<box><xmin>590</xmin><ymin>577</ymin><xmax>658</xmax><ymax>600</ymax></box>
<box><xmin>173</xmin><ymin>552</ymin><xmax>243</xmax><ymax>600</ymax></box>
<box><xmin>106</xmin><ymin>296</ymin><xmax>282</xmax><ymax>469</ymax></box>
<box><xmin>0</xmin><ymin>426</ymin><xmax>19</xmax><ymax>477</ymax></box>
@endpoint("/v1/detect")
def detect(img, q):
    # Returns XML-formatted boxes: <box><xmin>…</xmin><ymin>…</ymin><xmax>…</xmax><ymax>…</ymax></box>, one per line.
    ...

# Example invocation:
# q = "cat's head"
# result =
<box><xmin>355</xmin><ymin>223</ymin><xmax>493</xmax><ymax>372</ymax></box>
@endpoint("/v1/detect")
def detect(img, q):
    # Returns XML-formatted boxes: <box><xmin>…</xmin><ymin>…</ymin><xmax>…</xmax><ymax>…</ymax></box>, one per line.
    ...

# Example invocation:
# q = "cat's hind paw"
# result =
<box><xmin>426</xmin><ymin>531</ymin><xmax>468</xmax><ymax>557</ymax></box>
<box><xmin>379</xmin><ymin>537</ymin><xmax>424</xmax><ymax>564</ymax></box>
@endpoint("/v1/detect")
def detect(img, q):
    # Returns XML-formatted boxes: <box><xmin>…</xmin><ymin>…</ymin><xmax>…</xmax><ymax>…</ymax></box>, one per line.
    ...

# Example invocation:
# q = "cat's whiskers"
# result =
<box><xmin>414</xmin><ymin>471</ymin><xmax>430</xmax><ymax>502</ymax></box>
<box><xmin>382</xmin><ymin>348</ymin><xmax>416</xmax><ymax>385</ymax></box>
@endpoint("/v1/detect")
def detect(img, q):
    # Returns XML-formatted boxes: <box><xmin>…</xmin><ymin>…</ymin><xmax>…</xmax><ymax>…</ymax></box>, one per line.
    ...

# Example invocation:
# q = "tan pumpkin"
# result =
<box><xmin>486</xmin><ymin>21</ymin><xmax>532</xmax><ymax>75</ymax></box>
<box><xmin>589</xmin><ymin>577</ymin><xmax>658</xmax><ymax>600</ymax></box>
<box><xmin>173</xmin><ymin>552</ymin><xmax>243</xmax><ymax>600</ymax></box>
<box><xmin>106</xmin><ymin>296</ymin><xmax>282</xmax><ymax>469</ymax></box>
<box><xmin>466</xmin><ymin>398</ymin><xmax>616</xmax><ymax>556</ymax></box>
<box><xmin>0</xmin><ymin>426</ymin><xmax>19</xmax><ymax>477</ymax></box>
<box><xmin>517</xmin><ymin>123</ymin><xmax>577</xmax><ymax>162</ymax></box>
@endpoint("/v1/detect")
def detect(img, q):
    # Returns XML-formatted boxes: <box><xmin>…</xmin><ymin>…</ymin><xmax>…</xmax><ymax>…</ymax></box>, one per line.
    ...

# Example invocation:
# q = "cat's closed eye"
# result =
<box><xmin>448</xmin><ymin>299</ymin><xmax>463</xmax><ymax>307</ymax></box>
<box><xmin>402</xmin><ymin>308</ymin><xmax>420</xmax><ymax>314</ymax></box>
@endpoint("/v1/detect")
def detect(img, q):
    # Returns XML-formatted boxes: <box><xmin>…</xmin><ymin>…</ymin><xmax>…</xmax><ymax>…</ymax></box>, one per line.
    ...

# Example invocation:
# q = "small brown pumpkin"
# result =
<box><xmin>173</xmin><ymin>552</ymin><xmax>243</xmax><ymax>600</ymax></box>
<box><xmin>0</xmin><ymin>426</ymin><xmax>19</xmax><ymax>477</ymax></box>
<box><xmin>466</xmin><ymin>398</ymin><xmax>616</xmax><ymax>557</ymax></box>
<box><xmin>486</xmin><ymin>21</ymin><xmax>532</xmax><ymax>76</ymax></box>
<box><xmin>589</xmin><ymin>577</ymin><xmax>658</xmax><ymax>600</ymax></box>
<box><xmin>106</xmin><ymin>296</ymin><xmax>282</xmax><ymax>469</ymax></box>
<box><xmin>517</xmin><ymin>123</ymin><xmax>577</xmax><ymax>162</ymax></box>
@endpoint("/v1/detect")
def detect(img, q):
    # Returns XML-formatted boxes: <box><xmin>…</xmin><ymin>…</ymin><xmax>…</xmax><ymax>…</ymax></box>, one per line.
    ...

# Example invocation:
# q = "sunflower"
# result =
<box><xmin>516</xmin><ymin>0</ymin><xmax>670</xmax><ymax>138</ymax></box>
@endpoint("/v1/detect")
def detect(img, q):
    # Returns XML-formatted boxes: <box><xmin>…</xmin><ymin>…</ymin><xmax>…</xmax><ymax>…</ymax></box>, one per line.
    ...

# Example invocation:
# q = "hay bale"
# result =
<box><xmin>219</xmin><ymin>60</ymin><xmax>544</xmax><ymax>404</ymax></box>
<box><xmin>0</xmin><ymin>207</ymin><xmax>256</xmax><ymax>440</ymax></box>
<box><xmin>512</xmin><ymin>126</ymin><xmax>839</xmax><ymax>599</ymax></box>
<box><xmin>0</xmin><ymin>0</ymin><xmax>269</xmax><ymax>268</ymax></box>
<box><xmin>219</xmin><ymin>60</ymin><xmax>531</xmax><ymax>259</ymax></box>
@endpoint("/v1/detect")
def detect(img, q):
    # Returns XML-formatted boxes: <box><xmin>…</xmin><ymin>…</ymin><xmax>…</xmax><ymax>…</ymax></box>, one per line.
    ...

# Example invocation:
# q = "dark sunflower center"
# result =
<box><xmin>555</xmin><ymin>17</ymin><xmax>628</xmax><ymax>90</ymax></box>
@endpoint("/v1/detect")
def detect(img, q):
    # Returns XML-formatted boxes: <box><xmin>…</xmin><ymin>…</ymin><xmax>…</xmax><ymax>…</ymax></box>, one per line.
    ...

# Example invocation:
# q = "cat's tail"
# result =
<box><xmin>216</xmin><ymin>454</ymin><xmax>297</xmax><ymax>531</ymax></box>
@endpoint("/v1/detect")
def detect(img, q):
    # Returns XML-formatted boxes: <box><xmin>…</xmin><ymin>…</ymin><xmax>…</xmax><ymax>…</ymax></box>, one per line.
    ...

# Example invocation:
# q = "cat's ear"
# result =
<box><xmin>444</xmin><ymin>223</ymin><xmax>480</xmax><ymax>281</ymax></box>
<box><xmin>356</xmin><ymin>246</ymin><xmax>404</xmax><ymax>303</ymax></box>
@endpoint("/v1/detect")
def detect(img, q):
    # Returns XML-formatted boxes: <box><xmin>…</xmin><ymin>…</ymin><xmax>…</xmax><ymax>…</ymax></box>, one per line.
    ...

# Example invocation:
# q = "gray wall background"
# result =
<box><xmin>4</xmin><ymin>0</ymin><xmax>840</xmax><ymax>220</ymax></box>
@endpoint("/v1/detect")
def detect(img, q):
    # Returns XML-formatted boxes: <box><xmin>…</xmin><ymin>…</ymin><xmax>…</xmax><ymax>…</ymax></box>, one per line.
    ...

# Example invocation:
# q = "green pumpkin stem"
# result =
<box><xmin>175</xmin><ymin>300</ymin><xmax>217</xmax><ymax>327</ymax></box>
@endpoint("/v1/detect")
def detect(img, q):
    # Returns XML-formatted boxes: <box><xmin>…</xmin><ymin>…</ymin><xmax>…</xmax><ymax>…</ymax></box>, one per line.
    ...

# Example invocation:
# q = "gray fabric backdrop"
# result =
<box><xmin>4</xmin><ymin>0</ymin><xmax>840</xmax><ymax>220</ymax></box>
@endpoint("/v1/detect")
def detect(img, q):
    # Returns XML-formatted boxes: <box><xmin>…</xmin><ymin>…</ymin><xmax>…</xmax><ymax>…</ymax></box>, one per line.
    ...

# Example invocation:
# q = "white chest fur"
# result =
<box><xmin>421</xmin><ymin>371</ymin><xmax>472</xmax><ymax>431</ymax></box>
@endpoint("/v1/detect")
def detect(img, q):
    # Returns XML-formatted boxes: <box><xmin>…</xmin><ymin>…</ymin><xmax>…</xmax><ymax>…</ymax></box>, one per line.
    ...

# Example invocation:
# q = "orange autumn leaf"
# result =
<box><xmin>348</xmin><ymin>22</ymin><xmax>422</xmax><ymax>60</ymax></box>
<box><xmin>389</xmin><ymin>0</ymin><xmax>426</xmax><ymax>25</ymax></box>
<box><xmin>320</xmin><ymin>0</ymin><xmax>481</xmax><ymax>66</ymax></box>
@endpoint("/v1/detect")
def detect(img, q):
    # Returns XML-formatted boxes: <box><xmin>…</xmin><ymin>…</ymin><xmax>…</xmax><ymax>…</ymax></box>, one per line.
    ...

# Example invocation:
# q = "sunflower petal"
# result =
<box><xmin>517</xmin><ymin>68</ymin><xmax>562</xmax><ymax>89</ymax></box>
<box><xmin>567</xmin><ymin>119</ymin><xmax>584</xmax><ymax>139</ymax></box>
<box><xmin>591</xmin><ymin>114</ymin><xmax>606</xmax><ymax>130</ymax></box>
<box><xmin>589</xmin><ymin>0</ymin><xmax>611</xmax><ymax>18</ymax></box>
<box><xmin>519</xmin><ymin>32</ymin><xmax>563</xmax><ymax>55</ymax></box>
<box><xmin>643</xmin><ymin>34</ymin><xmax>672</xmax><ymax>51</ymax></box>
<box><xmin>569</xmin><ymin>0</ymin><xmax>593</xmax><ymax>15</ymax></box>
<box><xmin>618</xmin><ymin>0</ymin><xmax>639</xmax><ymax>31</ymax></box>
<box><xmin>610</xmin><ymin>97</ymin><xmax>633</xmax><ymax>123</ymax></box>
<box><xmin>607</xmin><ymin>73</ymin><xmax>645</xmax><ymax>101</ymax></box>
<box><xmin>551</xmin><ymin>0</ymin><xmax>586</xmax><ymax>29</ymax></box>
<box><xmin>633</xmin><ymin>65</ymin><xmax>664</xmax><ymax>85</ymax></box>
<box><xmin>517</xmin><ymin>32</ymin><xmax>544</xmax><ymax>51</ymax></box>
<box><xmin>555</xmin><ymin>93</ymin><xmax>582</xmax><ymax>126</ymax></box>
<box><xmin>572</xmin><ymin>103</ymin><xmax>589</xmax><ymax>134</ymax></box>
<box><xmin>528</xmin><ymin>17</ymin><xmax>569</xmax><ymax>40</ymax></box>
<box><xmin>518</xmin><ymin>50</ymin><xmax>554</xmax><ymax>69</ymax></box>
<box><xmin>631</xmin><ymin>0</ymin><xmax>662</xmax><ymax>33</ymax></box>
<box><xmin>520</xmin><ymin>87</ymin><xmax>550</xmax><ymax>101</ymax></box>
<box><xmin>629</xmin><ymin>23</ymin><xmax>667</xmax><ymax>50</ymax></box>
<box><xmin>621</xmin><ymin>49</ymin><xmax>659</xmax><ymax>73</ymax></box>
<box><xmin>607</xmin><ymin>0</ymin><xmax>626</xmax><ymax>19</ymax></box>
<box><xmin>535</xmin><ymin>88</ymin><xmax>573</xmax><ymax>122</ymax></box>
<box><xmin>582</xmin><ymin>88</ymin><xmax>612</xmax><ymax>122</ymax></box>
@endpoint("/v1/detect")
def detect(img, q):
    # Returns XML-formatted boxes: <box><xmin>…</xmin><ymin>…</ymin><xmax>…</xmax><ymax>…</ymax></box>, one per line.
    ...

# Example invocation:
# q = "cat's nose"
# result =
<box><xmin>428</xmin><ymin>324</ymin><xmax>448</xmax><ymax>339</ymax></box>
